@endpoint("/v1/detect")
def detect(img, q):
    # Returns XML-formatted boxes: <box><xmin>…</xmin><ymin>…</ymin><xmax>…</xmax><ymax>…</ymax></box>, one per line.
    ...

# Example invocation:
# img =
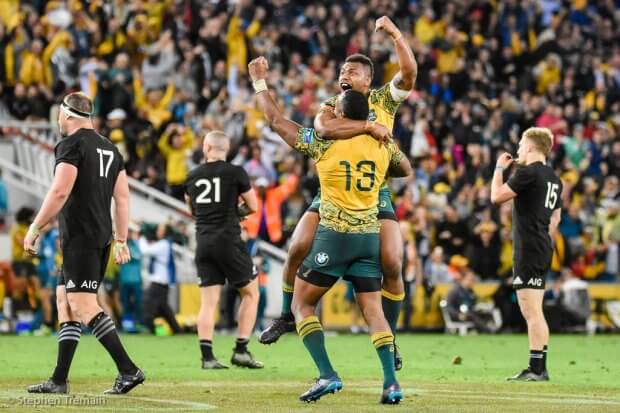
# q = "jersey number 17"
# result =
<box><xmin>97</xmin><ymin>148</ymin><xmax>114</xmax><ymax>178</ymax></box>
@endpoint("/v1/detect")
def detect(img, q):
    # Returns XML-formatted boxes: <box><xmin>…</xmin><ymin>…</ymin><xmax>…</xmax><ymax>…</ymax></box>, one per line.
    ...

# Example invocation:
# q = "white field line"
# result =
<box><xmin>351</xmin><ymin>387</ymin><xmax>620</xmax><ymax>406</ymax></box>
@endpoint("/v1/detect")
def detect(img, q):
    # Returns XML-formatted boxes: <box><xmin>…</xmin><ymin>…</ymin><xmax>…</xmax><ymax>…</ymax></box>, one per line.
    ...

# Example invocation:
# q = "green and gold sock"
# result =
<box><xmin>281</xmin><ymin>283</ymin><xmax>294</xmax><ymax>316</ymax></box>
<box><xmin>381</xmin><ymin>289</ymin><xmax>404</xmax><ymax>333</ymax></box>
<box><xmin>297</xmin><ymin>316</ymin><xmax>335</xmax><ymax>379</ymax></box>
<box><xmin>372</xmin><ymin>331</ymin><xmax>397</xmax><ymax>389</ymax></box>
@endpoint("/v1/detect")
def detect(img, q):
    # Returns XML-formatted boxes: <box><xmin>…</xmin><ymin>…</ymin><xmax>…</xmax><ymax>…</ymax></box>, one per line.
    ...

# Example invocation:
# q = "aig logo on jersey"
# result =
<box><xmin>527</xmin><ymin>277</ymin><xmax>543</xmax><ymax>287</ymax></box>
<box><xmin>81</xmin><ymin>280</ymin><xmax>98</xmax><ymax>290</ymax></box>
<box><xmin>314</xmin><ymin>252</ymin><xmax>329</xmax><ymax>266</ymax></box>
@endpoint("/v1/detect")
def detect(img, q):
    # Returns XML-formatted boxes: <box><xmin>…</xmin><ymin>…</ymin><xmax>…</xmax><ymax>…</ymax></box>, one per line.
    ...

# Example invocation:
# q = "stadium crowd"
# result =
<box><xmin>0</xmin><ymin>0</ymin><xmax>619</xmax><ymax>333</ymax></box>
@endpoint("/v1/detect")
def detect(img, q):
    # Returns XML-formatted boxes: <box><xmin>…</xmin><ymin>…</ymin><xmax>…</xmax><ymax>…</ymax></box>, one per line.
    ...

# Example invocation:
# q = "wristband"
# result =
<box><xmin>28</xmin><ymin>224</ymin><xmax>40</xmax><ymax>237</ymax></box>
<box><xmin>495</xmin><ymin>166</ymin><xmax>505</xmax><ymax>171</ymax></box>
<box><xmin>252</xmin><ymin>79</ymin><xmax>268</xmax><ymax>93</ymax></box>
<box><xmin>113</xmin><ymin>240</ymin><xmax>126</xmax><ymax>254</ymax></box>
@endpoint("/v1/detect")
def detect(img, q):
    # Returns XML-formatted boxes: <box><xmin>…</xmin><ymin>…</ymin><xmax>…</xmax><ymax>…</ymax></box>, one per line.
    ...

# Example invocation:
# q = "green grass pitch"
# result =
<box><xmin>0</xmin><ymin>333</ymin><xmax>619</xmax><ymax>412</ymax></box>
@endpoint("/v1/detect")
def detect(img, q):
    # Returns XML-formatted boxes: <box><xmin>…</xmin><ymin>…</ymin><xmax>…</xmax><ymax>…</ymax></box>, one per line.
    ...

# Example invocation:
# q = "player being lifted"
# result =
<box><xmin>249</xmin><ymin>56</ymin><xmax>411</xmax><ymax>404</ymax></box>
<box><xmin>185</xmin><ymin>131</ymin><xmax>264</xmax><ymax>369</ymax></box>
<box><xmin>24</xmin><ymin>92</ymin><xmax>144</xmax><ymax>394</ymax></box>
<box><xmin>491</xmin><ymin>127</ymin><xmax>562</xmax><ymax>381</ymax></box>
<box><xmin>259</xmin><ymin>16</ymin><xmax>417</xmax><ymax>372</ymax></box>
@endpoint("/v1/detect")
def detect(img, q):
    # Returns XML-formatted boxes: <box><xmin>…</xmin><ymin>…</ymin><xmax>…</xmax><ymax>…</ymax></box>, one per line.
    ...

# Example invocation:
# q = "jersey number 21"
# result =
<box><xmin>195</xmin><ymin>178</ymin><xmax>221</xmax><ymax>204</ymax></box>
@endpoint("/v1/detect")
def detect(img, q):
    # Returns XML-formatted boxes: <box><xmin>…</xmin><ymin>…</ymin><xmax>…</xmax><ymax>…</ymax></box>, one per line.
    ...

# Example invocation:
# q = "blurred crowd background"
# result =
<box><xmin>0</xmin><ymin>0</ymin><xmax>618</xmax><ymax>334</ymax></box>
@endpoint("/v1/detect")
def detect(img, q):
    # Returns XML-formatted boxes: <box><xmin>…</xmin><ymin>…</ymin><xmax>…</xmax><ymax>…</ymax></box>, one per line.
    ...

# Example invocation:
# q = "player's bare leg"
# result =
<box><xmin>379</xmin><ymin>219</ymin><xmax>405</xmax><ymax>370</ymax></box>
<box><xmin>198</xmin><ymin>285</ymin><xmax>228</xmax><ymax>369</ymax></box>
<box><xmin>259</xmin><ymin>211</ymin><xmax>319</xmax><ymax>345</ymax></box>
<box><xmin>292</xmin><ymin>276</ymin><xmax>342</xmax><ymax>402</ymax></box>
<box><xmin>231</xmin><ymin>278</ymin><xmax>264</xmax><ymax>368</ymax></box>
<box><xmin>66</xmin><ymin>292</ymin><xmax>144</xmax><ymax>393</ymax></box>
<box><xmin>28</xmin><ymin>286</ymin><xmax>80</xmax><ymax>394</ymax></box>
<box><xmin>356</xmin><ymin>290</ymin><xmax>402</xmax><ymax>404</ymax></box>
<box><xmin>508</xmin><ymin>289</ymin><xmax>549</xmax><ymax>381</ymax></box>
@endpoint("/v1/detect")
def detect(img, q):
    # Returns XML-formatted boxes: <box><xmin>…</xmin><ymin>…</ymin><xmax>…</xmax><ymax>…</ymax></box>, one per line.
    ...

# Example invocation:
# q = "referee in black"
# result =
<box><xmin>185</xmin><ymin>131</ymin><xmax>263</xmax><ymax>369</ymax></box>
<box><xmin>491</xmin><ymin>127</ymin><xmax>563</xmax><ymax>381</ymax></box>
<box><xmin>24</xmin><ymin>92</ymin><xmax>144</xmax><ymax>394</ymax></box>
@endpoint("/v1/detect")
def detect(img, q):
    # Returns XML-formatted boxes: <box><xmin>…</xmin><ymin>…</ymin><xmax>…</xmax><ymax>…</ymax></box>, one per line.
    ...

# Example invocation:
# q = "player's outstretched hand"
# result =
<box><xmin>113</xmin><ymin>241</ymin><xmax>131</xmax><ymax>265</ymax></box>
<box><xmin>367</xmin><ymin>122</ymin><xmax>392</xmax><ymax>143</ymax></box>
<box><xmin>496</xmin><ymin>152</ymin><xmax>514</xmax><ymax>169</ymax></box>
<box><xmin>248</xmin><ymin>56</ymin><xmax>269</xmax><ymax>82</ymax></box>
<box><xmin>23</xmin><ymin>225</ymin><xmax>40</xmax><ymax>256</ymax></box>
<box><xmin>375</xmin><ymin>16</ymin><xmax>400</xmax><ymax>39</ymax></box>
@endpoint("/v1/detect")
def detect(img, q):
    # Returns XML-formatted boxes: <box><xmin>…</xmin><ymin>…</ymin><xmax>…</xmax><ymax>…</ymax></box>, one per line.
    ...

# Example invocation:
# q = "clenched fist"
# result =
<box><xmin>248</xmin><ymin>56</ymin><xmax>269</xmax><ymax>82</ymax></box>
<box><xmin>496</xmin><ymin>152</ymin><xmax>514</xmax><ymax>169</ymax></box>
<box><xmin>375</xmin><ymin>16</ymin><xmax>401</xmax><ymax>39</ymax></box>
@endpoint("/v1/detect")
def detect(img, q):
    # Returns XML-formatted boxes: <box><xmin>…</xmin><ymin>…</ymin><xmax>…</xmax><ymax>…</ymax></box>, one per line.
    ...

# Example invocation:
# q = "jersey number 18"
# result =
<box><xmin>339</xmin><ymin>160</ymin><xmax>376</xmax><ymax>192</ymax></box>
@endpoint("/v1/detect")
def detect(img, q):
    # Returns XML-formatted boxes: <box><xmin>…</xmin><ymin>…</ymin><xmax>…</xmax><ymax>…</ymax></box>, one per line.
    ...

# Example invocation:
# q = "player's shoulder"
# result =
<box><xmin>533</xmin><ymin>162</ymin><xmax>559</xmax><ymax>179</ymax></box>
<box><xmin>55</xmin><ymin>131</ymin><xmax>81</xmax><ymax>151</ymax></box>
<box><xmin>369</xmin><ymin>83</ymin><xmax>390</xmax><ymax>102</ymax></box>
<box><xmin>320</xmin><ymin>95</ymin><xmax>338</xmax><ymax>108</ymax></box>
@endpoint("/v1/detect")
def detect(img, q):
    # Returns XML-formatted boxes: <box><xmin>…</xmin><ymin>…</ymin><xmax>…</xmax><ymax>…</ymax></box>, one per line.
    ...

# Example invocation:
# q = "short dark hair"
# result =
<box><xmin>63</xmin><ymin>92</ymin><xmax>93</xmax><ymax>117</ymax></box>
<box><xmin>345</xmin><ymin>53</ymin><xmax>374</xmax><ymax>79</ymax></box>
<box><xmin>340</xmin><ymin>90</ymin><xmax>369</xmax><ymax>121</ymax></box>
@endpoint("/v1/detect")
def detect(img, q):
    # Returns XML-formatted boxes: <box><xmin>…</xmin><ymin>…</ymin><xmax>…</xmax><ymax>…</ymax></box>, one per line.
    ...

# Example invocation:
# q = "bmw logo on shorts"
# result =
<box><xmin>315</xmin><ymin>252</ymin><xmax>329</xmax><ymax>266</ymax></box>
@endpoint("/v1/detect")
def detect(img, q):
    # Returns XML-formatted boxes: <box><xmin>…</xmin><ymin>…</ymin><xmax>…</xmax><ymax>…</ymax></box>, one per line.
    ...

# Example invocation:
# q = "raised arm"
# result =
<box><xmin>248</xmin><ymin>57</ymin><xmax>302</xmax><ymax>148</ymax></box>
<box><xmin>490</xmin><ymin>153</ymin><xmax>517</xmax><ymax>205</ymax></box>
<box><xmin>375</xmin><ymin>16</ymin><xmax>417</xmax><ymax>91</ymax></box>
<box><xmin>313</xmin><ymin>106</ymin><xmax>390</xmax><ymax>141</ymax></box>
<box><xmin>24</xmin><ymin>163</ymin><xmax>77</xmax><ymax>254</ymax></box>
<box><xmin>112</xmin><ymin>170</ymin><xmax>131</xmax><ymax>264</ymax></box>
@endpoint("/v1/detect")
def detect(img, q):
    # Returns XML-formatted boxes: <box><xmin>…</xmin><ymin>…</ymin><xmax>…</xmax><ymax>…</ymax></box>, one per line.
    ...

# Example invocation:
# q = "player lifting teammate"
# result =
<box><xmin>25</xmin><ymin>92</ymin><xmax>144</xmax><ymax>394</ymax></box>
<box><xmin>491</xmin><ymin>127</ymin><xmax>563</xmax><ymax>381</ymax></box>
<box><xmin>259</xmin><ymin>16</ymin><xmax>417</xmax><ymax>372</ymax></box>
<box><xmin>249</xmin><ymin>56</ymin><xmax>411</xmax><ymax>404</ymax></box>
<box><xmin>185</xmin><ymin>131</ymin><xmax>263</xmax><ymax>369</ymax></box>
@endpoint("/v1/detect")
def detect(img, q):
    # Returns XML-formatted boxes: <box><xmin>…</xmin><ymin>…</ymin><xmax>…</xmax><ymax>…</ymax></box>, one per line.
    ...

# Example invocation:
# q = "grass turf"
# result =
<box><xmin>0</xmin><ymin>333</ymin><xmax>619</xmax><ymax>412</ymax></box>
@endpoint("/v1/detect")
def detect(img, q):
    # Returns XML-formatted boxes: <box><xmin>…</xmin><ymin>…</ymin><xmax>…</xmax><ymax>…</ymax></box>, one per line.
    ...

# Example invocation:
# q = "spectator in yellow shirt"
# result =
<box><xmin>19</xmin><ymin>39</ymin><xmax>45</xmax><ymax>86</ymax></box>
<box><xmin>158</xmin><ymin>123</ymin><xmax>195</xmax><ymax>200</ymax></box>
<box><xmin>133</xmin><ymin>69</ymin><xmax>175</xmax><ymax>130</ymax></box>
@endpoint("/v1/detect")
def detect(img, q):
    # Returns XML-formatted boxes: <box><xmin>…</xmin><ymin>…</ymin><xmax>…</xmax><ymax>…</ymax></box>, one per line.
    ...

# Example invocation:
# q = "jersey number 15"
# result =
<box><xmin>195</xmin><ymin>178</ymin><xmax>221</xmax><ymax>204</ymax></box>
<box><xmin>544</xmin><ymin>182</ymin><xmax>559</xmax><ymax>209</ymax></box>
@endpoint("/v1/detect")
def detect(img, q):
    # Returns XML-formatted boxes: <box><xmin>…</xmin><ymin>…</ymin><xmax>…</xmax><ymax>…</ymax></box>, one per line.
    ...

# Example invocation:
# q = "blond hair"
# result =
<box><xmin>523</xmin><ymin>127</ymin><xmax>553</xmax><ymax>157</ymax></box>
<box><xmin>203</xmin><ymin>130</ymin><xmax>230</xmax><ymax>152</ymax></box>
